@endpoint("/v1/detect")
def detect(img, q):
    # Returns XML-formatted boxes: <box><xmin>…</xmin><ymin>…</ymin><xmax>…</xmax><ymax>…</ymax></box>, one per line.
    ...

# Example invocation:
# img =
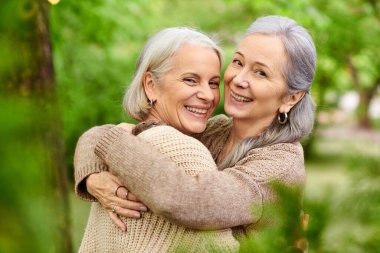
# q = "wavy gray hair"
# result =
<box><xmin>123</xmin><ymin>27</ymin><xmax>223</xmax><ymax>121</ymax></box>
<box><xmin>219</xmin><ymin>15</ymin><xmax>317</xmax><ymax>170</ymax></box>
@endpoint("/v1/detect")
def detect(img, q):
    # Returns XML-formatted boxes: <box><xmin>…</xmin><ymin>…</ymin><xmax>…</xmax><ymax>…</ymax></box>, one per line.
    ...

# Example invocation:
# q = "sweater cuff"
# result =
<box><xmin>95</xmin><ymin>126</ymin><xmax>127</xmax><ymax>161</ymax></box>
<box><xmin>75</xmin><ymin>163</ymin><xmax>108</xmax><ymax>201</ymax></box>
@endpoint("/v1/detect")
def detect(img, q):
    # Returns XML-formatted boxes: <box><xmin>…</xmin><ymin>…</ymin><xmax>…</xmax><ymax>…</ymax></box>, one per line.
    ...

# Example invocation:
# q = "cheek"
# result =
<box><xmin>213</xmin><ymin>90</ymin><xmax>220</xmax><ymax>104</ymax></box>
<box><xmin>223</xmin><ymin>66</ymin><xmax>234</xmax><ymax>85</ymax></box>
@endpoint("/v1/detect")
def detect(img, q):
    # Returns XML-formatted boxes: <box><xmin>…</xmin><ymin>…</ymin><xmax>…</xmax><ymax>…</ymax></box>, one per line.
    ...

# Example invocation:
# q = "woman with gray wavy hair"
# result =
<box><xmin>75</xmin><ymin>15</ymin><xmax>316</xmax><ymax>251</ymax></box>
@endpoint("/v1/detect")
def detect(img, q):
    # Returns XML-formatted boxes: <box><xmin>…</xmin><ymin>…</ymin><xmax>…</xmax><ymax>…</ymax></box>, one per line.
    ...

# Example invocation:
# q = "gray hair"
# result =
<box><xmin>123</xmin><ymin>27</ymin><xmax>223</xmax><ymax>121</ymax></box>
<box><xmin>219</xmin><ymin>15</ymin><xmax>317</xmax><ymax>170</ymax></box>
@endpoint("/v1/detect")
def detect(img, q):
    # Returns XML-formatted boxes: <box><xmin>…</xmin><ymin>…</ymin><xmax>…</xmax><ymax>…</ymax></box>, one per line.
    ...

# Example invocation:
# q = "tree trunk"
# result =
<box><xmin>357</xmin><ymin>90</ymin><xmax>373</xmax><ymax>129</ymax></box>
<box><xmin>35</xmin><ymin>2</ymin><xmax>73</xmax><ymax>252</ymax></box>
<box><xmin>347</xmin><ymin>56</ymin><xmax>377</xmax><ymax>130</ymax></box>
<box><xmin>5</xmin><ymin>0</ymin><xmax>73</xmax><ymax>252</ymax></box>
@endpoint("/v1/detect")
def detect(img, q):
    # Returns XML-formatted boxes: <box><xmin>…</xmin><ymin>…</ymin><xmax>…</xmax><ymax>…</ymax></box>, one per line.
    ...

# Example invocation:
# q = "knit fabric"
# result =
<box><xmin>74</xmin><ymin>114</ymin><xmax>306</xmax><ymax>247</ymax></box>
<box><xmin>91</xmin><ymin>115</ymin><xmax>306</xmax><ymax>230</ymax></box>
<box><xmin>78</xmin><ymin>125</ymin><xmax>239</xmax><ymax>253</ymax></box>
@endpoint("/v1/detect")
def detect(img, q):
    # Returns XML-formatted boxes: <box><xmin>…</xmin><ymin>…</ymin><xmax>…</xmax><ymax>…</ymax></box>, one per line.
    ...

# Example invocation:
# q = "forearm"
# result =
<box><xmin>95</xmin><ymin>126</ymin><xmax>262</xmax><ymax>229</ymax></box>
<box><xmin>74</xmin><ymin>124</ymin><xmax>114</xmax><ymax>201</ymax></box>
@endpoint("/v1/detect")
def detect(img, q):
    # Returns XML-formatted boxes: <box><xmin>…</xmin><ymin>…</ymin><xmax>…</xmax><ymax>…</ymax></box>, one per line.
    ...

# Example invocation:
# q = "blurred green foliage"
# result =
<box><xmin>0</xmin><ymin>96</ymin><xmax>61</xmax><ymax>253</ymax></box>
<box><xmin>1</xmin><ymin>0</ymin><xmax>380</xmax><ymax>252</ymax></box>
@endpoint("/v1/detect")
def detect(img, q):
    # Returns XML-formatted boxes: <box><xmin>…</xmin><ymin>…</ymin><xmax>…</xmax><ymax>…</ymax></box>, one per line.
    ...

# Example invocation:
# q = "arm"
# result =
<box><xmin>95</xmin><ymin>126</ymin><xmax>305</xmax><ymax>230</ymax></box>
<box><xmin>74</xmin><ymin>125</ymin><xmax>147</xmax><ymax>231</ymax></box>
<box><xmin>95</xmin><ymin>126</ymin><xmax>302</xmax><ymax>230</ymax></box>
<box><xmin>74</xmin><ymin>124</ymin><xmax>114</xmax><ymax>201</ymax></box>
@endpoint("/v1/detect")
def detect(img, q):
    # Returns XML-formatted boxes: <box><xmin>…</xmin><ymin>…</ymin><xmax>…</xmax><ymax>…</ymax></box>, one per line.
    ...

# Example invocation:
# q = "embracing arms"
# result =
<box><xmin>74</xmin><ymin>125</ymin><xmax>147</xmax><ymax>231</ymax></box>
<box><xmin>93</xmin><ymin>126</ymin><xmax>305</xmax><ymax>230</ymax></box>
<box><xmin>74</xmin><ymin>125</ymin><xmax>114</xmax><ymax>201</ymax></box>
<box><xmin>74</xmin><ymin>119</ymin><xmax>305</xmax><ymax>230</ymax></box>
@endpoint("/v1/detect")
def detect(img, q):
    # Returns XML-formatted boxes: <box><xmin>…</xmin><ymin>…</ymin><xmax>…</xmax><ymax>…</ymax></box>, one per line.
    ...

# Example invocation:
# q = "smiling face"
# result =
<box><xmin>224</xmin><ymin>34</ymin><xmax>289</xmax><ymax>134</ymax></box>
<box><xmin>145</xmin><ymin>44</ymin><xmax>221</xmax><ymax>134</ymax></box>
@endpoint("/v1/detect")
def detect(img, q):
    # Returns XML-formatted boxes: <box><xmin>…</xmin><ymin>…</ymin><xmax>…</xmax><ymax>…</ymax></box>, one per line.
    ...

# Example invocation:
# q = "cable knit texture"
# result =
<box><xmin>78</xmin><ymin>125</ymin><xmax>239</xmax><ymax>253</ymax></box>
<box><xmin>74</xmin><ymin>115</ymin><xmax>306</xmax><ymax>250</ymax></box>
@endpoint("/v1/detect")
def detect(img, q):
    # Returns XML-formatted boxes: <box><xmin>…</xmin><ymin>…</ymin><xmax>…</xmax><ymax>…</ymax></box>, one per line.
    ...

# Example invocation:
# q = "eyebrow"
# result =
<box><xmin>181</xmin><ymin>72</ymin><xmax>221</xmax><ymax>79</ymax></box>
<box><xmin>235</xmin><ymin>51</ymin><xmax>271</xmax><ymax>70</ymax></box>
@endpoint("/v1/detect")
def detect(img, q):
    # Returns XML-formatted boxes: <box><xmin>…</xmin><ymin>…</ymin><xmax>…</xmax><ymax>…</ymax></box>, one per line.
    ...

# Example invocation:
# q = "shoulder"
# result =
<box><xmin>233</xmin><ymin>142</ymin><xmax>305</xmax><ymax>186</ymax></box>
<box><xmin>192</xmin><ymin>114</ymin><xmax>232</xmax><ymax>140</ymax></box>
<box><xmin>206</xmin><ymin>114</ymin><xmax>232</xmax><ymax>131</ymax></box>
<box><xmin>78</xmin><ymin>124</ymin><xmax>116</xmax><ymax>141</ymax></box>
<box><xmin>138</xmin><ymin>125</ymin><xmax>182</xmax><ymax>139</ymax></box>
<box><xmin>138</xmin><ymin>125</ymin><xmax>191</xmax><ymax>145</ymax></box>
<box><xmin>247</xmin><ymin>142</ymin><xmax>303</xmax><ymax>158</ymax></box>
<box><xmin>139</xmin><ymin>125</ymin><xmax>211</xmax><ymax>154</ymax></box>
<box><xmin>139</xmin><ymin>125</ymin><xmax>217</xmax><ymax>173</ymax></box>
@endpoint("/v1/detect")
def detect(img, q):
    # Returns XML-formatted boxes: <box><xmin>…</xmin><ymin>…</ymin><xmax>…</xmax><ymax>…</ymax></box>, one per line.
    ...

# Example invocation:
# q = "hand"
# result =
<box><xmin>117</xmin><ymin>123</ymin><xmax>135</xmax><ymax>133</ymax></box>
<box><xmin>86</xmin><ymin>171</ymin><xmax>147</xmax><ymax>231</ymax></box>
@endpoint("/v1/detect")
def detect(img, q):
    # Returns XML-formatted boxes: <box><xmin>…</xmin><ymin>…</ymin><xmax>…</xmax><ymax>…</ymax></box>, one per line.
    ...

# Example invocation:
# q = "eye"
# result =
<box><xmin>183</xmin><ymin>78</ymin><xmax>197</xmax><ymax>86</ymax></box>
<box><xmin>232</xmin><ymin>58</ymin><xmax>243</xmax><ymax>67</ymax></box>
<box><xmin>255</xmin><ymin>69</ymin><xmax>267</xmax><ymax>77</ymax></box>
<box><xmin>209</xmin><ymin>80</ymin><xmax>220</xmax><ymax>89</ymax></box>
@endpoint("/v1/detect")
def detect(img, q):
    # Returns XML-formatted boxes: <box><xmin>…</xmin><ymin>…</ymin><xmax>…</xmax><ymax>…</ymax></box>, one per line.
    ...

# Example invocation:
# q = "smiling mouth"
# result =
<box><xmin>185</xmin><ymin>106</ymin><xmax>208</xmax><ymax>115</ymax></box>
<box><xmin>231</xmin><ymin>91</ymin><xmax>253</xmax><ymax>103</ymax></box>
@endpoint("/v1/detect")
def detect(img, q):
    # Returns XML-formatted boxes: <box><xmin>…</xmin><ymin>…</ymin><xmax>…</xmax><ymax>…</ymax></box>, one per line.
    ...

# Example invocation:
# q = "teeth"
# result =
<box><xmin>185</xmin><ymin>106</ymin><xmax>208</xmax><ymax>114</ymax></box>
<box><xmin>231</xmin><ymin>91</ymin><xmax>252</xmax><ymax>102</ymax></box>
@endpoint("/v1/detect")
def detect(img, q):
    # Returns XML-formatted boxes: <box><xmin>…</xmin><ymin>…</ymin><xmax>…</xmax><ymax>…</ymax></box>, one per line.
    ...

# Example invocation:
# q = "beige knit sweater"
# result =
<box><xmin>74</xmin><ymin>115</ymin><xmax>306</xmax><ymax>241</ymax></box>
<box><xmin>77</xmin><ymin>125</ymin><xmax>239</xmax><ymax>252</ymax></box>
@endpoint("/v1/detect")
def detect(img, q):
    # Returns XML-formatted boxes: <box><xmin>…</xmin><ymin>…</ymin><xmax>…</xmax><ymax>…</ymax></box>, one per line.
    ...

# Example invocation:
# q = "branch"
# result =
<box><xmin>346</xmin><ymin>56</ymin><xmax>361</xmax><ymax>88</ymax></box>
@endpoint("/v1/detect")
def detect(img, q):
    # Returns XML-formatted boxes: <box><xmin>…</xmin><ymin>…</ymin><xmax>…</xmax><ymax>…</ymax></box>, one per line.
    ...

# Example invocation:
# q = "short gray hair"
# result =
<box><xmin>123</xmin><ymin>27</ymin><xmax>223</xmax><ymax>121</ymax></box>
<box><xmin>220</xmin><ymin>15</ymin><xmax>317</xmax><ymax>170</ymax></box>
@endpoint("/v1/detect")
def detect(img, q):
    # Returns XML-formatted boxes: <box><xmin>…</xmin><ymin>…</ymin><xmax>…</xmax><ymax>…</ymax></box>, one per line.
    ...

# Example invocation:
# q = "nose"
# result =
<box><xmin>232</xmin><ymin>70</ymin><xmax>249</xmax><ymax>89</ymax></box>
<box><xmin>197</xmin><ymin>83</ymin><xmax>214</xmax><ymax>102</ymax></box>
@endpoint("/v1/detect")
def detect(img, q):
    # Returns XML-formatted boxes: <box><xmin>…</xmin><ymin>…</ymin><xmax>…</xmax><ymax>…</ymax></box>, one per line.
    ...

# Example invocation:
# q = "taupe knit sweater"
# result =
<box><xmin>76</xmin><ymin>125</ymin><xmax>239</xmax><ymax>252</ymax></box>
<box><xmin>74</xmin><ymin>115</ymin><xmax>306</xmax><ymax>246</ymax></box>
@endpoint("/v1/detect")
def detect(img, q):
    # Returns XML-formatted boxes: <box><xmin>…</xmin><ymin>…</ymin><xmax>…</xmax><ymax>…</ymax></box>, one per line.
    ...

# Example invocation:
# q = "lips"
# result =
<box><xmin>185</xmin><ymin>106</ymin><xmax>208</xmax><ymax>115</ymax></box>
<box><xmin>230</xmin><ymin>91</ymin><xmax>253</xmax><ymax>103</ymax></box>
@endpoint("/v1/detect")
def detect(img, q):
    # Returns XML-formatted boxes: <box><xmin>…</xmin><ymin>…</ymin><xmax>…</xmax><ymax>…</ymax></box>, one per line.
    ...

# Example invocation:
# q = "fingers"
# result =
<box><xmin>111</xmin><ymin>202</ymin><xmax>142</xmax><ymax>218</ymax></box>
<box><xmin>109</xmin><ymin>212</ymin><xmax>127</xmax><ymax>232</ymax></box>
<box><xmin>115</xmin><ymin>185</ymin><xmax>128</xmax><ymax>200</ymax></box>
<box><xmin>127</xmin><ymin>192</ymin><xmax>139</xmax><ymax>202</ymax></box>
<box><xmin>116</xmin><ymin>207</ymin><xmax>142</xmax><ymax>219</ymax></box>
<box><xmin>120</xmin><ymin>199</ymin><xmax>147</xmax><ymax>211</ymax></box>
<box><xmin>115</xmin><ymin>186</ymin><xmax>148</xmax><ymax>211</ymax></box>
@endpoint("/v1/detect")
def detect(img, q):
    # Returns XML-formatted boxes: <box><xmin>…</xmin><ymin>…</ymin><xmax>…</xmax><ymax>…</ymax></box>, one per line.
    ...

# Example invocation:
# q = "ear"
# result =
<box><xmin>279</xmin><ymin>91</ymin><xmax>305</xmax><ymax>113</ymax></box>
<box><xmin>142</xmin><ymin>71</ymin><xmax>157</xmax><ymax>101</ymax></box>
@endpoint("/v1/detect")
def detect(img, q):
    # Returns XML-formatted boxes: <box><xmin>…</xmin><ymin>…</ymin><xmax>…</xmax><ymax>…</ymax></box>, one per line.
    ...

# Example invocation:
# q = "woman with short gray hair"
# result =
<box><xmin>75</xmin><ymin>15</ymin><xmax>316</xmax><ymax>251</ymax></box>
<box><xmin>76</xmin><ymin>27</ymin><xmax>240</xmax><ymax>252</ymax></box>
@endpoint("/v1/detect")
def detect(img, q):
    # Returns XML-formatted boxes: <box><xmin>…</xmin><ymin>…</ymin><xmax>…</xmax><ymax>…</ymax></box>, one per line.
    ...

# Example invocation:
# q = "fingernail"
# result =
<box><xmin>140</xmin><ymin>206</ymin><xmax>147</xmax><ymax>212</ymax></box>
<box><xmin>133</xmin><ymin>212</ymin><xmax>141</xmax><ymax>218</ymax></box>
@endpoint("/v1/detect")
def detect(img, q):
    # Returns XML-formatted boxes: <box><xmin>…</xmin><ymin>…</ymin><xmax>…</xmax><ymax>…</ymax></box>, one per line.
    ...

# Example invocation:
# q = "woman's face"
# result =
<box><xmin>148</xmin><ymin>44</ymin><xmax>221</xmax><ymax>134</ymax></box>
<box><xmin>224</xmin><ymin>34</ymin><xmax>288</xmax><ymax>131</ymax></box>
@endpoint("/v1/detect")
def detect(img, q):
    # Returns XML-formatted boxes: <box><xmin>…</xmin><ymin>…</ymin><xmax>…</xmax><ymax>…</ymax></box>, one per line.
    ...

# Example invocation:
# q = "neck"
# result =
<box><xmin>218</xmin><ymin>116</ymin><xmax>275</xmax><ymax>164</ymax></box>
<box><xmin>230</xmin><ymin>117</ymin><xmax>269</xmax><ymax>140</ymax></box>
<box><xmin>145</xmin><ymin>111</ymin><xmax>162</xmax><ymax>124</ymax></box>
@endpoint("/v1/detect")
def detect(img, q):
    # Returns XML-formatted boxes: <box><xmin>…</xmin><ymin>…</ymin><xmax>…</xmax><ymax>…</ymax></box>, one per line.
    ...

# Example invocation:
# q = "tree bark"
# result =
<box><xmin>7</xmin><ymin>0</ymin><xmax>73</xmax><ymax>252</ymax></box>
<box><xmin>347</xmin><ymin>56</ymin><xmax>376</xmax><ymax>129</ymax></box>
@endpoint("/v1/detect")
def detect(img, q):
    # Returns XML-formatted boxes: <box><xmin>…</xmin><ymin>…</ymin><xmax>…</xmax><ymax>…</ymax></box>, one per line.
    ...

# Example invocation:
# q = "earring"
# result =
<box><xmin>148</xmin><ymin>98</ymin><xmax>156</xmax><ymax>107</ymax></box>
<box><xmin>278</xmin><ymin>112</ymin><xmax>288</xmax><ymax>124</ymax></box>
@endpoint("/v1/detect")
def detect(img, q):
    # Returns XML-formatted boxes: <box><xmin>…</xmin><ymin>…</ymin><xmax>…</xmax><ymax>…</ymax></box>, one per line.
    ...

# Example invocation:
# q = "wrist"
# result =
<box><xmin>85</xmin><ymin>172</ymin><xmax>99</xmax><ymax>196</ymax></box>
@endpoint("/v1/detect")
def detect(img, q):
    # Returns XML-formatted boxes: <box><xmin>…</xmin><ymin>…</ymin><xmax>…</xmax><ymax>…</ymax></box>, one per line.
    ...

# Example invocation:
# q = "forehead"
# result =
<box><xmin>169</xmin><ymin>44</ymin><xmax>221</xmax><ymax>70</ymax></box>
<box><xmin>237</xmin><ymin>34</ymin><xmax>286</xmax><ymax>68</ymax></box>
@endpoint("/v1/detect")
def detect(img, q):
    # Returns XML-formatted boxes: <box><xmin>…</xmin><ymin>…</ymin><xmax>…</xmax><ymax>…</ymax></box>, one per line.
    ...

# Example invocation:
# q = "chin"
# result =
<box><xmin>186</xmin><ymin>124</ymin><xmax>207</xmax><ymax>134</ymax></box>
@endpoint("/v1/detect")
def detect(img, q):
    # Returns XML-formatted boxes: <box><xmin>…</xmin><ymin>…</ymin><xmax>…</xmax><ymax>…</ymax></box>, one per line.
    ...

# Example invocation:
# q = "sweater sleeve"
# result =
<box><xmin>95</xmin><ymin>126</ymin><xmax>305</xmax><ymax>230</ymax></box>
<box><xmin>73</xmin><ymin>124</ymin><xmax>115</xmax><ymax>201</ymax></box>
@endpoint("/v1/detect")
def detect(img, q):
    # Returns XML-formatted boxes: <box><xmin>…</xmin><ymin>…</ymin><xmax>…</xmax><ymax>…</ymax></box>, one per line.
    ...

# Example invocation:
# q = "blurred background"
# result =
<box><xmin>0</xmin><ymin>0</ymin><xmax>379</xmax><ymax>252</ymax></box>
